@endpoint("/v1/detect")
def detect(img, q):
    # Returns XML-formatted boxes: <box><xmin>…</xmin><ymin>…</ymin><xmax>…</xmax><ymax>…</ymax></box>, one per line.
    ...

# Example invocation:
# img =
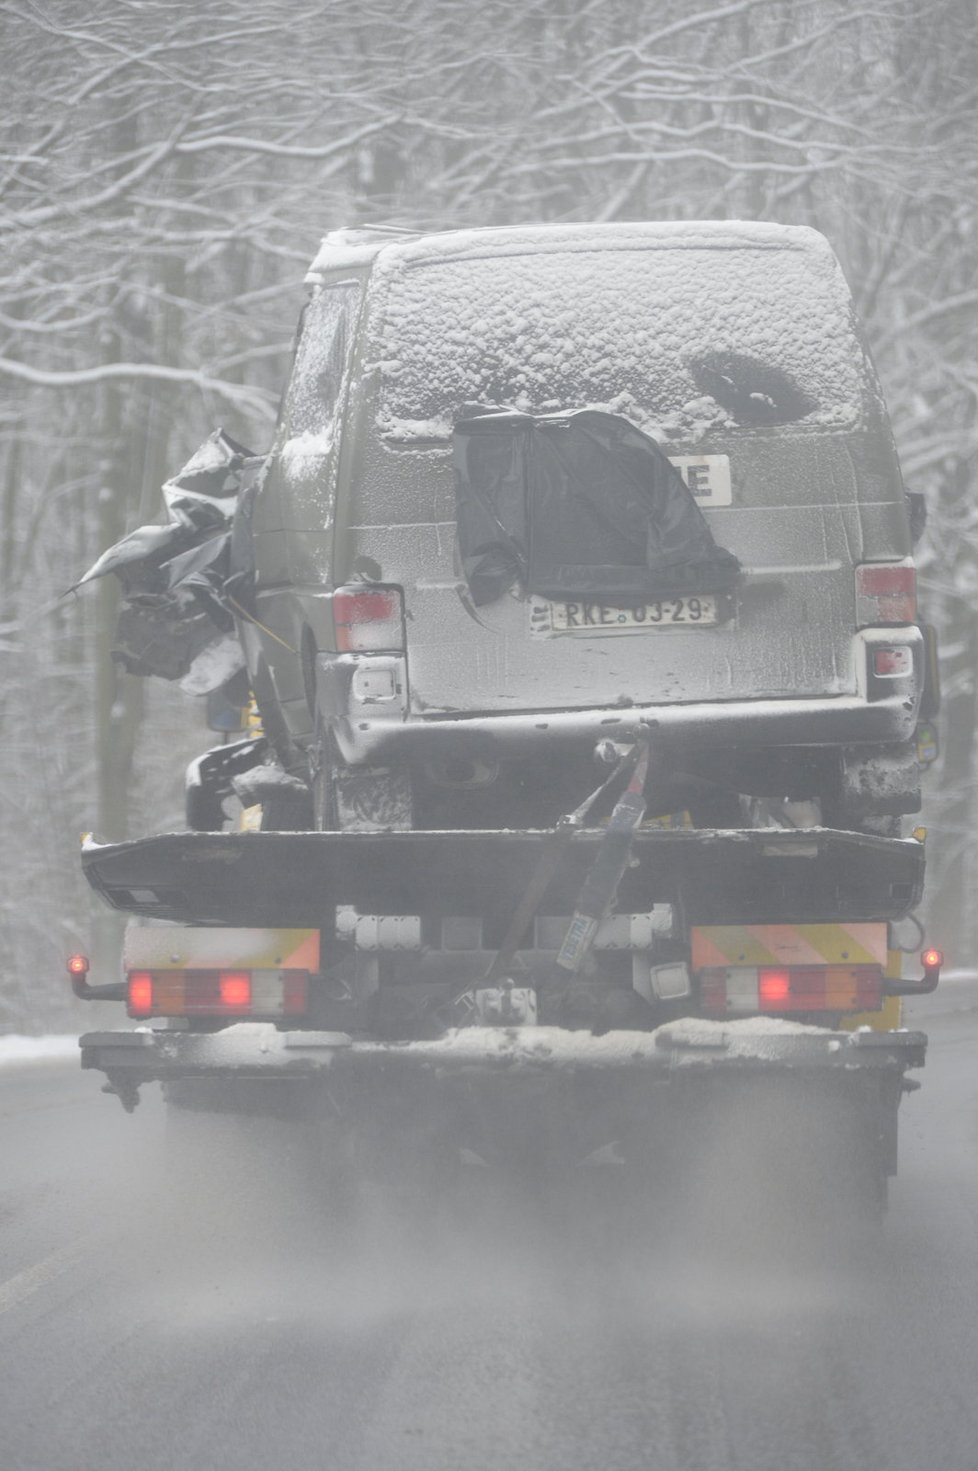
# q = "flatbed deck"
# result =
<box><xmin>82</xmin><ymin>825</ymin><xmax>925</xmax><ymax>927</ymax></box>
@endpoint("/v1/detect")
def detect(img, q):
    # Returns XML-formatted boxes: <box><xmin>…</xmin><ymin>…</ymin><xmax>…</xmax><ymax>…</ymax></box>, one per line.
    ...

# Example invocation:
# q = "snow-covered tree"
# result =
<box><xmin>1</xmin><ymin>0</ymin><xmax>974</xmax><ymax>1025</ymax></box>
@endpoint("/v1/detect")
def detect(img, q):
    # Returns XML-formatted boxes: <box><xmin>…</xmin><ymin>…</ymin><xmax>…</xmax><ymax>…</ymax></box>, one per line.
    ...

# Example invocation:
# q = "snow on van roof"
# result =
<box><xmin>306</xmin><ymin>219</ymin><xmax>833</xmax><ymax>277</ymax></box>
<box><xmin>346</xmin><ymin>222</ymin><xmax>866</xmax><ymax>442</ymax></box>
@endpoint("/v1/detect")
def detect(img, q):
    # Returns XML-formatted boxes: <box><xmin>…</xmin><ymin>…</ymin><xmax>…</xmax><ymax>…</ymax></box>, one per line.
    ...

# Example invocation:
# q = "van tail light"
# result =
<box><xmin>125</xmin><ymin>969</ymin><xmax>309</xmax><ymax>1020</ymax></box>
<box><xmin>699</xmin><ymin>965</ymin><xmax>883</xmax><ymax>1016</ymax></box>
<box><xmin>872</xmin><ymin>647</ymin><xmax>913</xmax><ymax>677</ymax></box>
<box><xmin>855</xmin><ymin>563</ymin><xmax>916</xmax><ymax>626</ymax></box>
<box><xmin>333</xmin><ymin>587</ymin><xmax>404</xmax><ymax>652</ymax></box>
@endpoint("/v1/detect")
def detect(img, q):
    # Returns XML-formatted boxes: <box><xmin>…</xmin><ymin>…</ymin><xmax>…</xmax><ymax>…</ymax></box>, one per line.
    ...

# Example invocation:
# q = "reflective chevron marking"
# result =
<box><xmin>690</xmin><ymin>922</ymin><xmax>887</xmax><ymax>970</ymax></box>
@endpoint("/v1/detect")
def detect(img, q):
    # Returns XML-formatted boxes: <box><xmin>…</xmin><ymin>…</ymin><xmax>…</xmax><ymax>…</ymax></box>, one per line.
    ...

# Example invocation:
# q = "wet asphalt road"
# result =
<box><xmin>3</xmin><ymin>994</ymin><xmax>978</xmax><ymax>1471</ymax></box>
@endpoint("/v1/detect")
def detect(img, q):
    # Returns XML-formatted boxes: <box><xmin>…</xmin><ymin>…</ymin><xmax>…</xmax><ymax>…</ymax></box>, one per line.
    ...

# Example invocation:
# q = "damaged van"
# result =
<box><xmin>228</xmin><ymin>222</ymin><xmax>927</xmax><ymax>832</ymax></box>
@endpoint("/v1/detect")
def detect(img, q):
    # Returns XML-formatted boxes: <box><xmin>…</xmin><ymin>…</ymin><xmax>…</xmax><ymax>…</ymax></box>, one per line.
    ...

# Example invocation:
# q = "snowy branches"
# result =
<box><xmin>1</xmin><ymin>0</ymin><xmax>976</xmax><ymax>1020</ymax></box>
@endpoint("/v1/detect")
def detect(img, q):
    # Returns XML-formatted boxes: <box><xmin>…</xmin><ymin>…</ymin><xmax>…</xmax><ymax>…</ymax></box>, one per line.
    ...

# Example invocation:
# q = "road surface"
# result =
<box><xmin>2</xmin><ymin>992</ymin><xmax>978</xmax><ymax>1471</ymax></box>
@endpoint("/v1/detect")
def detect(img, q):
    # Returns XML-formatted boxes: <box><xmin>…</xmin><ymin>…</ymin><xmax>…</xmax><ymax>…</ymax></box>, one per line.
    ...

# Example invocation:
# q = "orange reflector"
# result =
<box><xmin>128</xmin><ymin>971</ymin><xmax>154</xmax><ymax>1018</ymax></box>
<box><xmin>67</xmin><ymin>954</ymin><xmax>89</xmax><ymax>977</ymax></box>
<box><xmin>219</xmin><ymin>971</ymin><xmax>252</xmax><ymax>1011</ymax></box>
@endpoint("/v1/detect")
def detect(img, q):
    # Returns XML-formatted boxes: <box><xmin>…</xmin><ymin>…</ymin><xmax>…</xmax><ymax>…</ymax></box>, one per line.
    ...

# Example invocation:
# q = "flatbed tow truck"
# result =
<box><xmin>68</xmin><ymin>741</ymin><xmax>943</xmax><ymax>1220</ymax></box>
<box><xmin>63</xmin><ymin>222</ymin><xmax>944</xmax><ymax>1222</ymax></box>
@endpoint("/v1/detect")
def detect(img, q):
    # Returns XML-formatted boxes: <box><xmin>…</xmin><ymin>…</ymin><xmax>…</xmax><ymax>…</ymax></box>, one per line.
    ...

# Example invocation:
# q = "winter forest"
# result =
<box><xmin>1</xmin><ymin>0</ymin><xmax>975</xmax><ymax>1030</ymax></box>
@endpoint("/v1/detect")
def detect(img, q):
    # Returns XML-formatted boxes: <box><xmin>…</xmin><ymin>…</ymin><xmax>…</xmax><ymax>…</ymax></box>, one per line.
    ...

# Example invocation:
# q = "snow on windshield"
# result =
<box><xmin>373</xmin><ymin>243</ymin><xmax>866</xmax><ymax>442</ymax></box>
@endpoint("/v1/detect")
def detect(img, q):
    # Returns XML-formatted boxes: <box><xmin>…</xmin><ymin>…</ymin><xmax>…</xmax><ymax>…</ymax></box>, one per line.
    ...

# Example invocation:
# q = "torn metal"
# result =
<box><xmin>74</xmin><ymin>429</ymin><xmax>264</xmax><ymax>692</ymax></box>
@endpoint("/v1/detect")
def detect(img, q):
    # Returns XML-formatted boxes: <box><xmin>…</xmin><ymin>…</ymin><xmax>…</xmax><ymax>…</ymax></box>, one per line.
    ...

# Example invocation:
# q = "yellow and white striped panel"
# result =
<box><xmin>124</xmin><ymin>926</ymin><xmax>320</xmax><ymax>972</ymax></box>
<box><xmin>690</xmin><ymin>922</ymin><xmax>887</xmax><ymax>970</ymax></box>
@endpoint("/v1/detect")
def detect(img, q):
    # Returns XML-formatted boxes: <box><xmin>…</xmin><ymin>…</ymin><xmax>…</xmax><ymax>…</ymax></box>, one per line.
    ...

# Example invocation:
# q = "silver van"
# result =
<box><xmin>241</xmin><ymin>221</ymin><xmax>924</xmax><ymax>832</ymax></box>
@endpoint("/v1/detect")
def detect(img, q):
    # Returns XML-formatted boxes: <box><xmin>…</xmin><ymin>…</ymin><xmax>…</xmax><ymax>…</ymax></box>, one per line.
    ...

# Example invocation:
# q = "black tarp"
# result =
<box><xmin>74</xmin><ymin>429</ymin><xmax>263</xmax><ymax>688</ymax></box>
<box><xmin>452</xmin><ymin>408</ymin><xmax>741</xmax><ymax>606</ymax></box>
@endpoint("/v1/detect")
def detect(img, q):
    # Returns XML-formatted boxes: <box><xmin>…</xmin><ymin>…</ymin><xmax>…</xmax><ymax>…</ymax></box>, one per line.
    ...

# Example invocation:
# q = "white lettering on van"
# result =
<box><xmin>668</xmin><ymin>455</ymin><xmax>733</xmax><ymax>508</ymax></box>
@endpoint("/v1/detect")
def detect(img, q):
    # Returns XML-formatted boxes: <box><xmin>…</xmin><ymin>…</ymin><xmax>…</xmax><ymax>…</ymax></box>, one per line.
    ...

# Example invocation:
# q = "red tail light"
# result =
<box><xmin>67</xmin><ymin>954</ymin><xmax>90</xmax><ymax>978</ymax></box>
<box><xmin>855</xmin><ymin>563</ymin><xmax>916</xmax><ymax>626</ymax></box>
<box><xmin>872</xmin><ymin>647</ymin><xmax>913</xmax><ymax>677</ymax></box>
<box><xmin>219</xmin><ymin>971</ymin><xmax>252</xmax><ymax>1011</ymax></box>
<box><xmin>333</xmin><ymin>587</ymin><xmax>404</xmax><ymax>652</ymax></box>
<box><xmin>922</xmin><ymin>948</ymin><xmax>943</xmax><ymax>973</ymax></box>
<box><xmin>758</xmin><ymin>969</ymin><xmax>791</xmax><ymax>1005</ymax></box>
<box><xmin>125</xmin><ymin>969</ymin><xmax>308</xmax><ymax>1020</ymax></box>
<box><xmin>128</xmin><ymin>971</ymin><xmax>154</xmax><ymax>1018</ymax></box>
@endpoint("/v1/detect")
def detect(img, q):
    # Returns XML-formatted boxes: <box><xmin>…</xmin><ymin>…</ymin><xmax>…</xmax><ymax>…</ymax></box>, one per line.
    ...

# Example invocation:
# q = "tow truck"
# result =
<box><xmin>69</xmin><ymin>733</ymin><xmax>943</xmax><ymax>1220</ymax></box>
<box><xmin>65</xmin><ymin>221</ymin><xmax>945</xmax><ymax>1219</ymax></box>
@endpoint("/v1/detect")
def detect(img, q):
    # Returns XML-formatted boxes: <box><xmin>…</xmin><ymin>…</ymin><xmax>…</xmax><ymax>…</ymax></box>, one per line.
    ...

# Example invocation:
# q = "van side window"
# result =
<box><xmin>285</xmin><ymin>283</ymin><xmax>361</xmax><ymax>438</ymax></box>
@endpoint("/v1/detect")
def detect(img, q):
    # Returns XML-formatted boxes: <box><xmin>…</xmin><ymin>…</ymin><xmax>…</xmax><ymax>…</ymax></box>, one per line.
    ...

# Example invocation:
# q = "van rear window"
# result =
<box><xmin>375</xmin><ymin>246</ymin><xmax>867</xmax><ymax>442</ymax></box>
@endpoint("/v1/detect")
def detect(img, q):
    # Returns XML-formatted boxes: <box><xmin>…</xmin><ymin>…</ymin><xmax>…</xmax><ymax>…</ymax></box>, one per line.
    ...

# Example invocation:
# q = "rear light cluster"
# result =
<box><xmin>855</xmin><ymin>563</ymin><xmax>916</xmax><ymax>627</ymax></box>
<box><xmin>699</xmin><ymin>965</ymin><xmax>883</xmax><ymax>1017</ymax></box>
<box><xmin>333</xmin><ymin>587</ymin><xmax>404</xmax><ymax>652</ymax></box>
<box><xmin>126</xmin><ymin>969</ymin><xmax>308</xmax><ymax>1020</ymax></box>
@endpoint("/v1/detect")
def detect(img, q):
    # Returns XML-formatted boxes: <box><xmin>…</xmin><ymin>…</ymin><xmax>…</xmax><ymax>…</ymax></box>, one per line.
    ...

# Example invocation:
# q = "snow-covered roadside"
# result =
<box><xmin>0</xmin><ymin>1035</ymin><xmax>79</xmax><ymax>1067</ymax></box>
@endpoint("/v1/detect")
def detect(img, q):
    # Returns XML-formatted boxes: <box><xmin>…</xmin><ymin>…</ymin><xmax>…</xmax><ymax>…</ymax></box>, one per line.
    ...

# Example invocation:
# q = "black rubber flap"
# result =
<box><xmin>452</xmin><ymin>408</ymin><xmax>740</xmax><ymax>605</ymax></box>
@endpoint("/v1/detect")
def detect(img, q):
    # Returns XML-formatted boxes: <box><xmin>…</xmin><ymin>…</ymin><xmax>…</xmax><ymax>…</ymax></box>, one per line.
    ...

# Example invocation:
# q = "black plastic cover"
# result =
<box><xmin>73</xmin><ymin>429</ymin><xmax>263</xmax><ymax>685</ymax></box>
<box><xmin>452</xmin><ymin>408</ymin><xmax>741</xmax><ymax>606</ymax></box>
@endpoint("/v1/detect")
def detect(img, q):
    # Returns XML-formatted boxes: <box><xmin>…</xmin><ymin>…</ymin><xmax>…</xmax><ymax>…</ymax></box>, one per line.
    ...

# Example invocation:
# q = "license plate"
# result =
<box><xmin>530</xmin><ymin>595</ymin><xmax>720</xmax><ymax>635</ymax></box>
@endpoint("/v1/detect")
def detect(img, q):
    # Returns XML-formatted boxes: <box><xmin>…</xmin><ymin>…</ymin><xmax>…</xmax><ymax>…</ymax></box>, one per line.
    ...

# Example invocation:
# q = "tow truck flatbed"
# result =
<box><xmin>82</xmin><ymin>825</ymin><xmax>925</xmax><ymax>928</ymax></box>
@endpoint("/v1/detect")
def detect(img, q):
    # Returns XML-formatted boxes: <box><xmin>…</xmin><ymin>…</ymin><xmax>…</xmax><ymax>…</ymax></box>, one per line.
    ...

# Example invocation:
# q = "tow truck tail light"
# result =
<box><xmin>758</xmin><ymin>968</ymin><xmax>791</xmax><ymax>1006</ymax></box>
<box><xmin>219</xmin><ymin>971</ymin><xmax>252</xmax><ymax>1012</ymax></box>
<box><xmin>333</xmin><ymin>586</ymin><xmax>404</xmax><ymax>652</ymax></box>
<box><xmin>125</xmin><ymin>969</ymin><xmax>308</xmax><ymax>1020</ymax></box>
<box><xmin>699</xmin><ymin>965</ymin><xmax>883</xmax><ymax>1016</ymax></box>
<box><xmin>128</xmin><ymin>971</ymin><xmax>154</xmax><ymax>1018</ymax></box>
<box><xmin>855</xmin><ymin>563</ymin><xmax>916</xmax><ymax>626</ymax></box>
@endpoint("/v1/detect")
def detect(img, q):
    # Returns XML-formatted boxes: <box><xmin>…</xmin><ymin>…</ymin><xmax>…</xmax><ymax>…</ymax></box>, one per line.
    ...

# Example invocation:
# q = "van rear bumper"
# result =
<box><xmin>320</xmin><ymin>627</ymin><xmax>922</xmax><ymax>765</ymax></box>
<box><xmin>330</xmin><ymin>689</ymin><xmax>921</xmax><ymax>765</ymax></box>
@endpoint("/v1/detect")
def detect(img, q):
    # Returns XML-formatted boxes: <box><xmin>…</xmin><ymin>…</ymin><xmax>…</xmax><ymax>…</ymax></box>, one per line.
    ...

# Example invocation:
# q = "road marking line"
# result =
<box><xmin>0</xmin><ymin>1239</ymin><xmax>91</xmax><ymax>1314</ymax></box>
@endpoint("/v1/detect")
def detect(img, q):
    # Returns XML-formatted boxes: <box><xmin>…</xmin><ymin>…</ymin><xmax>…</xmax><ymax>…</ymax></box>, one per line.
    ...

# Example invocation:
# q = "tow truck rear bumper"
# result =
<box><xmin>80</xmin><ymin>1020</ymin><xmax>927</xmax><ymax>1110</ymax></box>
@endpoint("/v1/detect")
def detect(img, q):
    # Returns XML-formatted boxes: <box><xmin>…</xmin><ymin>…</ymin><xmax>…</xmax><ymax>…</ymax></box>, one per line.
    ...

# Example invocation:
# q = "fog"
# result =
<box><xmin>4</xmin><ymin>991</ymin><xmax>978</xmax><ymax>1468</ymax></box>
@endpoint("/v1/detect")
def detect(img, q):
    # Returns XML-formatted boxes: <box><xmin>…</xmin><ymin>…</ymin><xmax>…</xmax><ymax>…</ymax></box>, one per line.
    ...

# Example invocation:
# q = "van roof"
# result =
<box><xmin>305</xmin><ymin>220</ymin><xmax>833</xmax><ymax>282</ymax></box>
